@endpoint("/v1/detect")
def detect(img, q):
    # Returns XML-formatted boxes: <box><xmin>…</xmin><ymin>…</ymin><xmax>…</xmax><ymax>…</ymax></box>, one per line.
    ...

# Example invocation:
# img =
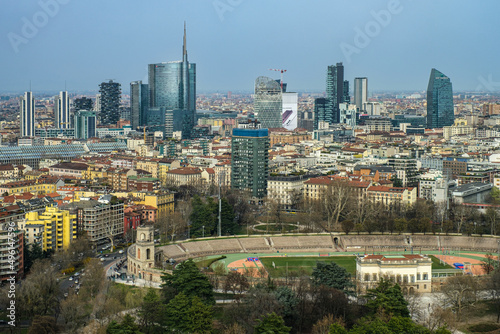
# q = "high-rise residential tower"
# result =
<box><xmin>254</xmin><ymin>76</ymin><xmax>282</xmax><ymax>129</ymax></box>
<box><xmin>130</xmin><ymin>81</ymin><xmax>149</xmax><ymax>129</ymax></box>
<box><xmin>354</xmin><ymin>77</ymin><xmax>368</xmax><ymax>112</ymax></box>
<box><xmin>74</xmin><ymin>97</ymin><xmax>93</xmax><ymax>112</ymax></box>
<box><xmin>74</xmin><ymin>110</ymin><xmax>96</xmax><ymax>139</ymax></box>
<box><xmin>426</xmin><ymin>68</ymin><xmax>454</xmax><ymax>129</ymax></box>
<box><xmin>20</xmin><ymin>91</ymin><xmax>35</xmax><ymax>137</ymax></box>
<box><xmin>55</xmin><ymin>91</ymin><xmax>70</xmax><ymax>129</ymax></box>
<box><xmin>98</xmin><ymin>80</ymin><xmax>121</xmax><ymax>125</ymax></box>
<box><xmin>148</xmin><ymin>24</ymin><xmax>196</xmax><ymax>138</ymax></box>
<box><xmin>326</xmin><ymin>62</ymin><xmax>345</xmax><ymax>124</ymax></box>
<box><xmin>231</xmin><ymin>128</ymin><xmax>269</xmax><ymax>198</ymax></box>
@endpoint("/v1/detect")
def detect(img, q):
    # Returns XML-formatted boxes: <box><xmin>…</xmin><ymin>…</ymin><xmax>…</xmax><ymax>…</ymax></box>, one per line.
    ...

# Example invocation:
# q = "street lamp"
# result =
<box><xmin>202</xmin><ymin>225</ymin><xmax>205</xmax><ymax>238</ymax></box>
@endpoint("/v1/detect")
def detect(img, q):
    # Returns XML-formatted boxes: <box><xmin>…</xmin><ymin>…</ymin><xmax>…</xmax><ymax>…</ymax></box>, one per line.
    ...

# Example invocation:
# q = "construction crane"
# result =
<box><xmin>269</xmin><ymin>68</ymin><xmax>287</xmax><ymax>91</ymax></box>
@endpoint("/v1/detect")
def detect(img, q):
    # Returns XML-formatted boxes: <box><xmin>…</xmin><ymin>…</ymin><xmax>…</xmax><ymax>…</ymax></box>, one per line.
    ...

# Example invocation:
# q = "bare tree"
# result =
<box><xmin>323</xmin><ymin>180</ymin><xmax>354</xmax><ymax>231</ymax></box>
<box><xmin>440</xmin><ymin>275</ymin><xmax>481</xmax><ymax>320</ymax></box>
<box><xmin>489</xmin><ymin>269</ymin><xmax>500</xmax><ymax>323</ymax></box>
<box><xmin>485</xmin><ymin>207</ymin><xmax>500</xmax><ymax>236</ymax></box>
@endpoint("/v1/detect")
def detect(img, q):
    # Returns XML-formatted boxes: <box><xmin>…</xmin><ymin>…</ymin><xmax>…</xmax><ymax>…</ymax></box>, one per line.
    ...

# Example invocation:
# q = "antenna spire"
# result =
<box><xmin>183</xmin><ymin>22</ymin><xmax>187</xmax><ymax>62</ymax></box>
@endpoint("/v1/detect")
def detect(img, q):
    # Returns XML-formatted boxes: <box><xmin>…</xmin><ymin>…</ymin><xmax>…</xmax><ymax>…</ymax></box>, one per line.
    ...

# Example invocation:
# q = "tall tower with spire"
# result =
<box><xmin>147</xmin><ymin>23</ymin><xmax>196</xmax><ymax>139</ymax></box>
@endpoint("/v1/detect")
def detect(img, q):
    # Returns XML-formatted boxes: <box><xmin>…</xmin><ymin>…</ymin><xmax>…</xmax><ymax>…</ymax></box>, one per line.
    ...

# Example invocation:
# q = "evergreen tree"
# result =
<box><xmin>254</xmin><ymin>312</ymin><xmax>291</xmax><ymax>334</ymax></box>
<box><xmin>161</xmin><ymin>258</ymin><xmax>215</xmax><ymax>305</ymax></box>
<box><xmin>364</xmin><ymin>279</ymin><xmax>410</xmax><ymax>318</ymax></box>
<box><xmin>311</xmin><ymin>261</ymin><xmax>355</xmax><ymax>296</ymax></box>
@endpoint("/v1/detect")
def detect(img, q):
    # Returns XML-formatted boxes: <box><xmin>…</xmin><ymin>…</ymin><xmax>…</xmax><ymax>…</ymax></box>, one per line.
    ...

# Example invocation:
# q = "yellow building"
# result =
<box><xmin>19</xmin><ymin>206</ymin><xmax>76</xmax><ymax>251</ymax></box>
<box><xmin>136</xmin><ymin>159</ymin><xmax>160</xmax><ymax>178</ymax></box>
<box><xmin>140</xmin><ymin>192</ymin><xmax>174</xmax><ymax>222</ymax></box>
<box><xmin>74</xmin><ymin>190</ymin><xmax>97</xmax><ymax>201</ymax></box>
<box><xmin>0</xmin><ymin>180</ymin><xmax>58</xmax><ymax>195</ymax></box>
<box><xmin>83</xmin><ymin>164</ymin><xmax>106</xmax><ymax>180</ymax></box>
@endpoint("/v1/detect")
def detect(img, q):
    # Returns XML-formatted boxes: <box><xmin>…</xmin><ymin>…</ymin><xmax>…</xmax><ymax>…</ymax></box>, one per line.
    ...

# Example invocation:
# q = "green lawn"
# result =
<box><xmin>260</xmin><ymin>256</ymin><xmax>356</xmax><ymax>278</ymax></box>
<box><xmin>429</xmin><ymin>255</ymin><xmax>454</xmax><ymax>270</ymax></box>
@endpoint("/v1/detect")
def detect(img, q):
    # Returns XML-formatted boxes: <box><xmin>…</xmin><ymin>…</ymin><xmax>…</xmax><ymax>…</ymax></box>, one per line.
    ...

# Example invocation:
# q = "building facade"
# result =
<box><xmin>130</xmin><ymin>80</ymin><xmax>149</xmax><ymax>129</ymax></box>
<box><xmin>231</xmin><ymin>128</ymin><xmax>269</xmax><ymax>198</ymax></box>
<box><xmin>20</xmin><ymin>91</ymin><xmax>35</xmax><ymax>137</ymax></box>
<box><xmin>74</xmin><ymin>110</ymin><xmax>96</xmax><ymax>139</ymax></box>
<box><xmin>99</xmin><ymin>80</ymin><xmax>121</xmax><ymax>125</ymax></box>
<box><xmin>356</xmin><ymin>254</ymin><xmax>432</xmax><ymax>293</ymax></box>
<box><xmin>354</xmin><ymin>77</ymin><xmax>368</xmax><ymax>112</ymax></box>
<box><xmin>426</xmin><ymin>68</ymin><xmax>454</xmax><ymax>129</ymax></box>
<box><xmin>254</xmin><ymin>76</ymin><xmax>282</xmax><ymax>129</ymax></box>
<box><xmin>55</xmin><ymin>91</ymin><xmax>70</xmax><ymax>129</ymax></box>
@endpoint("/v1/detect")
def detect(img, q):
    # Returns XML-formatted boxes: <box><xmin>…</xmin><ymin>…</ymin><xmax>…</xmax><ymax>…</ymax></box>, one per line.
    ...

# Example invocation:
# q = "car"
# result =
<box><xmin>69</xmin><ymin>276</ymin><xmax>73</xmax><ymax>281</ymax></box>
<box><xmin>75</xmin><ymin>279</ymin><xmax>79</xmax><ymax>284</ymax></box>
<box><xmin>74</xmin><ymin>272</ymin><xmax>80</xmax><ymax>277</ymax></box>
<box><xmin>100</xmin><ymin>258</ymin><xmax>105</xmax><ymax>262</ymax></box>
<box><xmin>119</xmin><ymin>250</ymin><xmax>124</xmax><ymax>254</ymax></box>
<box><xmin>64</xmin><ymin>293</ymin><xmax>68</xmax><ymax>298</ymax></box>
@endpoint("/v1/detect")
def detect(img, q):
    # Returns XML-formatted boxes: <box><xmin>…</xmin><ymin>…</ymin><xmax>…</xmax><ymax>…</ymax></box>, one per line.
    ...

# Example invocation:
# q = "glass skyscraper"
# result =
<box><xmin>20</xmin><ymin>91</ymin><xmax>35</xmax><ymax>137</ymax></box>
<box><xmin>354</xmin><ymin>77</ymin><xmax>368</xmax><ymax>112</ymax></box>
<box><xmin>130</xmin><ymin>81</ymin><xmax>149</xmax><ymax>129</ymax></box>
<box><xmin>55</xmin><ymin>91</ymin><xmax>70</xmax><ymax>129</ymax></box>
<box><xmin>74</xmin><ymin>110</ymin><xmax>96</xmax><ymax>139</ymax></box>
<box><xmin>426</xmin><ymin>68</ymin><xmax>454</xmax><ymax>129</ymax></box>
<box><xmin>314</xmin><ymin>97</ymin><xmax>328</xmax><ymax>130</ymax></box>
<box><xmin>254</xmin><ymin>76</ymin><xmax>282</xmax><ymax>129</ymax></box>
<box><xmin>148</xmin><ymin>24</ymin><xmax>196</xmax><ymax>138</ymax></box>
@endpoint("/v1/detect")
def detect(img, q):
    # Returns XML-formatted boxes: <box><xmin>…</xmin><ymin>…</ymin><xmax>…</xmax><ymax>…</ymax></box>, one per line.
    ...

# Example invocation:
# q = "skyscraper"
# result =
<box><xmin>354</xmin><ymin>77</ymin><xmax>368</xmax><ymax>112</ymax></box>
<box><xmin>426</xmin><ymin>68</ymin><xmax>454</xmax><ymax>129</ymax></box>
<box><xmin>98</xmin><ymin>80</ymin><xmax>121</xmax><ymax>125</ymax></box>
<box><xmin>254</xmin><ymin>76</ymin><xmax>282</xmax><ymax>129</ymax></box>
<box><xmin>231</xmin><ymin>128</ymin><xmax>269</xmax><ymax>198</ymax></box>
<box><xmin>314</xmin><ymin>97</ymin><xmax>328</xmax><ymax>130</ymax></box>
<box><xmin>326</xmin><ymin>62</ymin><xmax>345</xmax><ymax>124</ymax></box>
<box><xmin>148</xmin><ymin>24</ymin><xmax>196</xmax><ymax>138</ymax></box>
<box><xmin>54</xmin><ymin>91</ymin><xmax>70</xmax><ymax>129</ymax></box>
<box><xmin>343</xmin><ymin>80</ymin><xmax>350</xmax><ymax>104</ymax></box>
<box><xmin>20</xmin><ymin>91</ymin><xmax>35</xmax><ymax>137</ymax></box>
<box><xmin>74</xmin><ymin>110</ymin><xmax>96</xmax><ymax>139</ymax></box>
<box><xmin>74</xmin><ymin>97</ymin><xmax>93</xmax><ymax>112</ymax></box>
<box><xmin>130</xmin><ymin>81</ymin><xmax>149</xmax><ymax>129</ymax></box>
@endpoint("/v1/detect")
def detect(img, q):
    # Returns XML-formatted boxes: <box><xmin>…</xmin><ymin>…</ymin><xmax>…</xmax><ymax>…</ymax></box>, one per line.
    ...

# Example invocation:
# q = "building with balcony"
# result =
<box><xmin>19</xmin><ymin>206</ymin><xmax>76</xmax><ymax>251</ymax></box>
<box><xmin>0</xmin><ymin>223</ymin><xmax>24</xmax><ymax>282</ymax></box>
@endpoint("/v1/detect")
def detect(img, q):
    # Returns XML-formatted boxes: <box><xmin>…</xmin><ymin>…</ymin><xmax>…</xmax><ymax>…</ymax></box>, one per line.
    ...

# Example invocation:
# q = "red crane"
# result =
<box><xmin>269</xmin><ymin>68</ymin><xmax>287</xmax><ymax>91</ymax></box>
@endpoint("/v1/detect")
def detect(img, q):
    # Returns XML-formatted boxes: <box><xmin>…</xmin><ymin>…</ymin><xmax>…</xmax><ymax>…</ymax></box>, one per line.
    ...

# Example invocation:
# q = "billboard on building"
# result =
<box><xmin>282</xmin><ymin>92</ymin><xmax>298</xmax><ymax>130</ymax></box>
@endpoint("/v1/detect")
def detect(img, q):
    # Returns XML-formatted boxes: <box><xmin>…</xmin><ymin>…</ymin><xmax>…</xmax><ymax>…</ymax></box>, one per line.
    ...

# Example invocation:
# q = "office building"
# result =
<box><xmin>130</xmin><ymin>80</ymin><xmax>149</xmax><ymax>129</ymax></box>
<box><xmin>354</xmin><ymin>77</ymin><xmax>368</xmax><ymax>112</ymax></box>
<box><xmin>149</xmin><ymin>24</ymin><xmax>196</xmax><ymax>138</ymax></box>
<box><xmin>74</xmin><ymin>110</ymin><xmax>96</xmax><ymax>139</ymax></box>
<box><xmin>19</xmin><ymin>206</ymin><xmax>76</xmax><ymax>251</ymax></box>
<box><xmin>426</xmin><ymin>68</ymin><xmax>454</xmax><ymax>129</ymax></box>
<box><xmin>343</xmin><ymin>80</ymin><xmax>350</xmax><ymax>103</ymax></box>
<box><xmin>254</xmin><ymin>76</ymin><xmax>282</xmax><ymax>129</ymax></box>
<box><xmin>314</xmin><ymin>98</ymin><xmax>328</xmax><ymax>130</ymax></box>
<box><xmin>20</xmin><ymin>91</ymin><xmax>35</xmax><ymax>137</ymax></box>
<box><xmin>54</xmin><ymin>91</ymin><xmax>70</xmax><ymax>129</ymax></box>
<box><xmin>99</xmin><ymin>80</ymin><xmax>121</xmax><ymax>125</ymax></box>
<box><xmin>74</xmin><ymin>97</ymin><xmax>93</xmax><ymax>112</ymax></box>
<box><xmin>326</xmin><ymin>63</ymin><xmax>345</xmax><ymax>124</ymax></box>
<box><xmin>231</xmin><ymin>128</ymin><xmax>269</xmax><ymax>198</ymax></box>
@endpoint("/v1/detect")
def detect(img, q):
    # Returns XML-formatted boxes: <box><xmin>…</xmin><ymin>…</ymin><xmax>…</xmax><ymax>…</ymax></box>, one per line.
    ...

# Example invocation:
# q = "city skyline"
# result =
<box><xmin>2</xmin><ymin>1</ymin><xmax>500</xmax><ymax>93</ymax></box>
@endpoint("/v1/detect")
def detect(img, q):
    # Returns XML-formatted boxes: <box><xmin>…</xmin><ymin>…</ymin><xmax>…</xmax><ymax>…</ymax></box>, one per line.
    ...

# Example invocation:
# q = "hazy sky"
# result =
<box><xmin>1</xmin><ymin>0</ymin><xmax>499</xmax><ymax>94</ymax></box>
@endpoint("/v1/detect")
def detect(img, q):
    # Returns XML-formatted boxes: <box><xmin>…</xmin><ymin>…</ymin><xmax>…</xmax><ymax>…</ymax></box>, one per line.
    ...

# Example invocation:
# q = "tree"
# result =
<box><xmin>491</xmin><ymin>186</ymin><xmax>500</xmax><ymax>204</ymax></box>
<box><xmin>60</xmin><ymin>293</ymin><xmax>88</xmax><ymax>331</ymax></box>
<box><xmin>440</xmin><ymin>275</ymin><xmax>480</xmax><ymax>319</ymax></box>
<box><xmin>323</xmin><ymin>180</ymin><xmax>354</xmax><ymax>231</ymax></box>
<box><xmin>224</xmin><ymin>271</ymin><xmax>249</xmax><ymax>299</ymax></box>
<box><xmin>190</xmin><ymin>195</ymin><xmax>216</xmax><ymax>237</ymax></box>
<box><xmin>341</xmin><ymin>220</ymin><xmax>355</xmax><ymax>235</ymax></box>
<box><xmin>485</xmin><ymin>207</ymin><xmax>500</xmax><ymax>236</ymax></box>
<box><xmin>107</xmin><ymin>314</ymin><xmax>143</xmax><ymax>334</ymax></box>
<box><xmin>274</xmin><ymin>286</ymin><xmax>299</xmax><ymax>323</ymax></box>
<box><xmin>17</xmin><ymin>259</ymin><xmax>60</xmax><ymax>319</ymax></box>
<box><xmin>80</xmin><ymin>258</ymin><xmax>106</xmax><ymax>298</ymax></box>
<box><xmin>161</xmin><ymin>258</ymin><xmax>215</xmax><ymax>305</ymax></box>
<box><xmin>138</xmin><ymin>289</ymin><xmax>165</xmax><ymax>334</ymax></box>
<box><xmin>481</xmin><ymin>253</ymin><xmax>498</xmax><ymax>275</ymax></box>
<box><xmin>311</xmin><ymin>262</ymin><xmax>355</xmax><ymax>296</ymax></box>
<box><xmin>28</xmin><ymin>315</ymin><xmax>60</xmax><ymax>334</ymax></box>
<box><xmin>364</xmin><ymin>279</ymin><xmax>410</xmax><ymax>318</ymax></box>
<box><xmin>164</xmin><ymin>293</ymin><xmax>213</xmax><ymax>333</ymax></box>
<box><xmin>24</xmin><ymin>241</ymin><xmax>44</xmax><ymax>273</ymax></box>
<box><xmin>489</xmin><ymin>269</ymin><xmax>500</xmax><ymax>323</ymax></box>
<box><xmin>254</xmin><ymin>312</ymin><xmax>291</xmax><ymax>334</ymax></box>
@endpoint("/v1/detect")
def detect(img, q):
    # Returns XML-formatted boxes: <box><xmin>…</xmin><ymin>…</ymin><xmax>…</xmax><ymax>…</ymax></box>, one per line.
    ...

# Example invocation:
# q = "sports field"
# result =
<box><xmin>259</xmin><ymin>256</ymin><xmax>356</xmax><ymax>277</ymax></box>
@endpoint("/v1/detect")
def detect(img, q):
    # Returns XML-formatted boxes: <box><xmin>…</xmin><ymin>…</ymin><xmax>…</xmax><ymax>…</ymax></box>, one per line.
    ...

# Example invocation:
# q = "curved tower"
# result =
<box><xmin>426</xmin><ymin>68</ymin><xmax>454</xmax><ymax>129</ymax></box>
<box><xmin>254</xmin><ymin>76</ymin><xmax>282</xmax><ymax>129</ymax></box>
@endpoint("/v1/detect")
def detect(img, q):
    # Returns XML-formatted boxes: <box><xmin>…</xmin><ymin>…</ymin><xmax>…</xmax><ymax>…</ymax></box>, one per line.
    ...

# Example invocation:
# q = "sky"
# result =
<box><xmin>1</xmin><ymin>0</ymin><xmax>499</xmax><ymax>94</ymax></box>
